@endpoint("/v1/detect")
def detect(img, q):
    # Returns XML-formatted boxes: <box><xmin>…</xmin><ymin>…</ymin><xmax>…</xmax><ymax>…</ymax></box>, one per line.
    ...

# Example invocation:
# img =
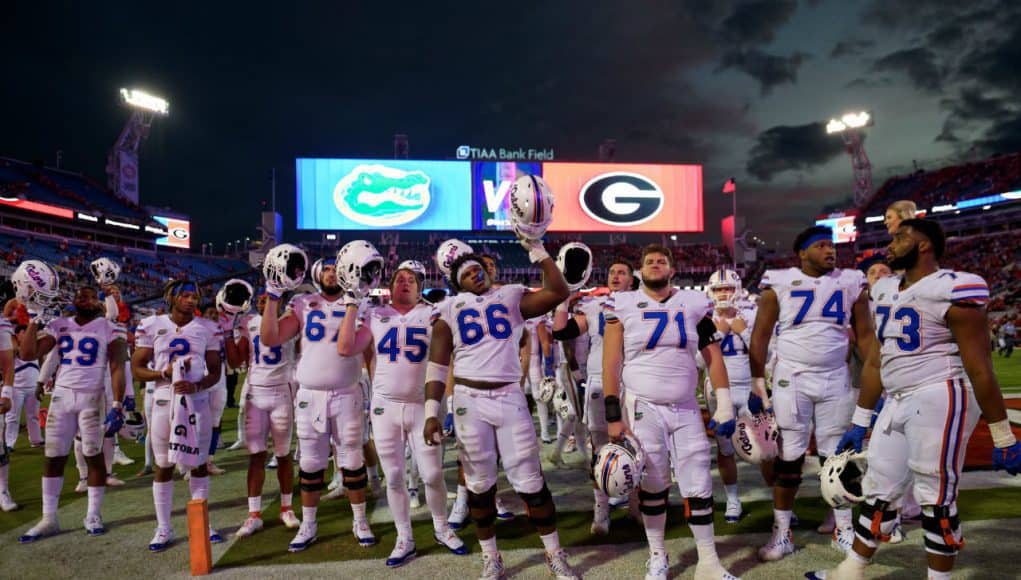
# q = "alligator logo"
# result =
<box><xmin>333</xmin><ymin>164</ymin><xmax>431</xmax><ymax>227</ymax></box>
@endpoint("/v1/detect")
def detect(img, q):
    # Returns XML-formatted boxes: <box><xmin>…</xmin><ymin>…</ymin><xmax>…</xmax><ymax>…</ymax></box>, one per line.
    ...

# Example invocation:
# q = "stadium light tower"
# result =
<box><xmin>826</xmin><ymin>111</ymin><xmax>874</xmax><ymax>208</ymax></box>
<box><xmin>106</xmin><ymin>88</ymin><xmax>169</xmax><ymax>205</ymax></box>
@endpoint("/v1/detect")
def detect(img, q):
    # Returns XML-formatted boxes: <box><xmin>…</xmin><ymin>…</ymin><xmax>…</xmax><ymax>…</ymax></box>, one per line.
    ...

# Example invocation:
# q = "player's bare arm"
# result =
<box><xmin>260</xmin><ymin>302</ymin><xmax>299</xmax><ymax>347</ymax></box>
<box><xmin>520</xmin><ymin>257</ymin><xmax>569</xmax><ymax>320</ymax></box>
<box><xmin>601</xmin><ymin>316</ymin><xmax>628</xmax><ymax>441</ymax></box>
<box><xmin>423</xmin><ymin>318</ymin><xmax>453</xmax><ymax>446</ymax></box>
<box><xmin>108</xmin><ymin>337</ymin><xmax>129</xmax><ymax>404</ymax></box>
<box><xmin>335</xmin><ymin>305</ymin><xmax>372</xmax><ymax>357</ymax></box>
<box><xmin>949</xmin><ymin>304</ymin><xmax>1009</xmax><ymax>424</ymax></box>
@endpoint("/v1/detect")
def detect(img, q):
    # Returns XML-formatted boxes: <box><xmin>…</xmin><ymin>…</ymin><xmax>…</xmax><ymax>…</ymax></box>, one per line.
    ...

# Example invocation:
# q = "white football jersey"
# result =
<box><xmin>135</xmin><ymin>315</ymin><xmax>220</xmax><ymax>383</ymax></box>
<box><xmin>14</xmin><ymin>357</ymin><xmax>40</xmax><ymax>388</ymax></box>
<box><xmin>287</xmin><ymin>293</ymin><xmax>365</xmax><ymax>390</ymax></box>
<box><xmin>526</xmin><ymin>314</ymin><xmax>556</xmax><ymax>371</ymax></box>
<box><xmin>238</xmin><ymin>313</ymin><xmax>295</xmax><ymax>387</ymax></box>
<box><xmin>605</xmin><ymin>289</ymin><xmax>713</xmax><ymax>405</ymax></box>
<box><xmin>714</xmin><ymin>300</ymin><xmax>757</xmax><ymax>387</ymax></box>
<box><xmin>577</xmin><ymin>295</ymin><xmax>610</xmax><ymax>378</ymax></box>
<box><xmin>0</xmin><ymin>317</ymin><xmax>11</xmax><ymax>351</ymax></box>
<box><xmin>365</xmin><ymin>302</ymin><xmax>437</xmax><ymax>402</ymax></box>
<box><xmin>43</xmin><ymin>316</ymin><xmax>125</xmax><ymax>390</ymax></box>
<box><xmin>759</xmin><ymin>267</ymin><xmax>866</xmax><ymax>371</ymax></box>
<box><xmin>870</xmin><ymin>270</ymin><xmax>989</xmax><ymax>392</ymax></box>
<box><xmin>439</xmin><ymin>284</ymin><xmax>527</xmax><ymax>384</ymax></box>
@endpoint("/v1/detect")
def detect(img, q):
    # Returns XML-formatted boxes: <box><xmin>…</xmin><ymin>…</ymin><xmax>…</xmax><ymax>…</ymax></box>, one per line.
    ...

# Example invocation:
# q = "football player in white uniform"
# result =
<box><xmin>224</xmin><ymin>291</ymin><xmax>301</xmax><ymax>537</ymax></box>
<box><xmin>337</xmin><ymin>264</ymin><xmax>467</xmax><ymax>567</ymax></box>
<box><xmin>702</xmin><ymin>268</ymin><xmax>769</xmax><ymax>524</ymax></box>
<box><xmin>603</xmin><ymin>245</ymin><xmax>739</xmax><ymax>580</ymax></box>
<box><xmin>5</xmin><ymin>326</ymin><xmax>43</xmax><ymax>450</ymax></box>
<box><xmin>0</xmin><ymin>314</ymin><xmax>17</xmax><ymax>512</ymax></box>
<box><xmin>552</xmin><ymin>259</ymin><xmax>634</xmax><ymax>535</ymax></box>
<box><xmin>260</xmin><ymin>252</ymin><xmax>376</xmax><ymax>552</ymax></box>
<box><xmin>422</xmin><ymin>240</ymin><xmax>578</xmax><ymax>580</ymax></box>
<box><xmin>750</xmin><ymin>226</ymin><xmax>875</xmax><ymax>561</ymax></box>
<box><xmin>809</xmin><ymin>219</ymin><xmax>1021</xmax><ymax>580</ymax></box>
<box><xmin>18</xmin><ymin>286</ymin><xmax>129</xmax><ymax>541</ymax></box>
<box><xmin>202</xmin><ymin>304</ymin><xmax>229</xmax><ymax>475</ymax></box>
<box><xmin>525</xmin><ymin>315</ymin><xmax>555</xmax><ymax>443</ymax></box>
<box><xmin>131</xmin><ymin>280</ymin><xmax>223</xmax><ymax>552</ymax></box>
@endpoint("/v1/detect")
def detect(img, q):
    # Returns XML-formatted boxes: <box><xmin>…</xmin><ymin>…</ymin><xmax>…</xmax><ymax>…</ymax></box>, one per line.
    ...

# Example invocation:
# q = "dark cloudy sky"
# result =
<box><xmin>2</xmin><ymin>1</ymin><xmax>1019</xmax><ymax>249</ymax></box>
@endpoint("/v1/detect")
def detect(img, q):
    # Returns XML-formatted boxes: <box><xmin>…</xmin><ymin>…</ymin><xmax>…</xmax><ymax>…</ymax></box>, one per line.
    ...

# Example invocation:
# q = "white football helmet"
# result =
<box><xmin>12</xmin><ymin>260</ymin><xmax>60</xmax><ymax>305</ymax></box>
<box><xmin>593</xmin><ymin>433</ymin><xmax>645</xmax><ymax>498</ymax></box>
<box><xmin>731</xmin><ymin>414</ymin><xmax>778</xmax><ymax>464</ymax></box>
<box><xmin>89</xmin><ymin>257</ymin><xmax>121</xmax><ymax>286</ymax></box>
<box><xmin>820</xmin><ymin>451</ymin><xmax>869</xmax><ymax>509</ymax></box>
<box><xmin>435</xmin><ymin>238</ymin><xmax>474</xmax><ymax>280</ymax></box>
<box><xmin>552</xmin><ymin>382</ymin><xmax>577</xmax><ymax>421</ymax></box>
<box><xmin>707</xmin><ymin>268</ymin><xmax>742</xmax><ymax>309</ymax></box>
<box><xmin>509</xmin><ymin>174</ymin><xmax>555</xmax><ymax>240</ymax></box>
<box><xmin>119</xmin><ymin>410</ymin><xmax>146</xmax><ymax>441</ymax></box>
<box><xmin>336</xmin><ymin>240</ymin><xmax>384</xmax><ymax>294</ymax></box>
<box><xmin>536</xmin><ymin>376</ymin><xmax>557</xmax><ymax>404</ymax></box>
<box><xmin>262</xmin><ymin>244</ymin><xmax>309</xmax><ymax>291</ymax></box>
<box><xmin>216</xmin><ymin>278</ymin><xmax>253</xmax><ymax>316</ymax></box>
<box><xmin>556</xmin><ymin>242</ymin><xmax>593</xmax><ymax>292</ymax></box>
<box><xmin>310</xmin><ymin>257</ymin><xmax>336</xmax><ymax>292</ymax></box>
<box><xmin>397</xmin><ymin>259</ymin><xmax>427</xmax><ymax>279</ymax></box>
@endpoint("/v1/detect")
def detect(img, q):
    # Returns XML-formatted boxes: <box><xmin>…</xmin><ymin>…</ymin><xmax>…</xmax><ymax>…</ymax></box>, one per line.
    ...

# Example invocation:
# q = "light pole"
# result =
<box><xmin>107</xmin><ymin>88</ymin><xmax>169</xmax><ymax>205</ymax></box>
<box><xmin>826</xmin><ymin>111</ymin><xmax>874</xmax><ymax>208</ymax></box>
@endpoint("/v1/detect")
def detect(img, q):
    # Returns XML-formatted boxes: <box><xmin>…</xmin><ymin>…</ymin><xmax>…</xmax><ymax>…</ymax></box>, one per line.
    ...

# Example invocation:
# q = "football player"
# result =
<box><xmin>131</xmin><ymin>280</ymin><xmax>223</xmax><ymax>552</ymax></box>
<box><xmin>808</xmin><ymin>220</ymin><xmax>1021</xmax><ymax>580</ymax></box>
<box><xmin>19</xmin><ymin>286</ymin><xmax>129</xmax><ymax>541</ymax></box>
<box><xmin>5</xmin><ymin>325</ymin><xmax>44</xmax><ymax>450</ymax></box>
<box><xmin>260</xmin><ymin>252</ymin><xmax>376</xmax><ymax>552</ymax></box>
<box><xmin>223</xmin><ymin>290</ymin><xmax>300</xmax><ymax>537</ymax></box>
<box><xmin>603</xmin><ymin>245</ymin><xmax>739</xmax><ymax>580</ymax></box>
<box><xmin>422</xmin><ymin>237</ymin><xmax>578</xmax><ymax>580</ymax></box>
<box><xmin>552</xmin><ymin>259</ymin><xmax>634</xmax><ymax>535</ymax></box>
<box><xmin>0</xmin><ymin>312</ymin><xmax>17</xmax><ymax>512</ymax></box>
<box><xmin>337</xmin><ymin>263</ymin><xmax>467</xmax><ymax>567</ymax></box>
<box><xmin>750</xmin><ymin>226</ymin><xmax>875</xmax><ymax>560</ymax></box>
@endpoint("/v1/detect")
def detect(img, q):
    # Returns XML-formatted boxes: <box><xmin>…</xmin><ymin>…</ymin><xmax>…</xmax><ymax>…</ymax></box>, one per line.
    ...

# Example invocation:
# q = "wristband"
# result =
<box><xmin>425</xmin><ymin>399</ymin><xmax>441</xmax><ymax>420</ymax></box>
<box><xmin>989</xmin><ymin>419</ymin><xmax>1018</xmax><ymax>448</ymax></box>
<box><xmin>425</xmin><ymin>362</ymin><xmax>449</xmax><ymax>384</ymax></box>
<box><xmin>605</xmin><ymin>395</ymin><xmax>622</xmax><ymax>423</ymax></box>
<box><xmin>714</xmin><ymin>387</ymin><xmax>733</xmax><ymax>419</ymax></box>
<box><xmin>112</xmin><ymin>400</ymin><xmax>123</xmax><ymax>410</ymax></box>
<box><xmin>851</xmin><ymin>405</ymin><xmax>873</xmax><ymax>428</ymax></box>
<box><xmin>1</xmin><ymin>386</ymin><xmax>12</xmax><ymax>400</ymax></box>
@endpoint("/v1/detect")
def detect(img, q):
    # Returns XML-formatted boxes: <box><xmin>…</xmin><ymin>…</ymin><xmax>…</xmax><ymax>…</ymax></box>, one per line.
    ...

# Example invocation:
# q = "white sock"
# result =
<box><xmin>691</xmin><ymin>523</ymin><xmax>720</xmax><ymax>566</ymax></box>
<box><xmin>387</xmin><ymin>483</ymin><xmax>411</xmax><ymax>535</ymax></box>
<box><xmin>835</xmin><ymin>549</ymin><xmax>869</xmax><ymax>574</ymax></box>
<box><xmin>153</xmin><ymin>480</ymin><xmax>174</xmax><ymax>529</ymax></box>
<box><xmin>644</xmin><ymin>512</ymin><xmax>667</xmax><ymax>553</ymax></box>
<box><xmin>479</xmin><ymin>536</ymin><xmax>498</xmax><ymax>555</ymax></box>
<box><xmin>456</xmin><ymin>484</ymin><xmax>468</xmax><ymax>506</ymax></box>
<box><xmin>554</xmin><ymin>431</ymin><xmax>569</xmax><ymax>454</ymax></box>
<box><xmin>280</xmin><ymin>492</ymin><xmax>293</xmax><ymax>509</ymax></box>
<box><xmin>87</xmin><ymin>486</ymin><xmax>105</xmax><ymax>517</ymax></box>
<box><xmin>189</xmin><ymin>475</ymin><xmax>209</xmax><ymax>501</ymax></box>
<box><xmin>834</xmin><ymin>507</ymin><xmax>854</xmax><ymax>530</ymax></box>
<box><xmin>302</xmin><ymin>505</ymin><xmax>317</xmax><ymax>523</ymax></box>
<box><xmin>593</xmin><ymin>488</ymin><xmax>609</xmax><ymax>509</ymax></box>
<box><xmin>774</xmin><ymin>509</ymin><xmax>792</xmax><ymax>532</ymax></box>
<box><xmin>424</xmin><ymin>477</ymin><xmax>449</xmax><ymax>529</ymax></box>
<box><xmin>0</xmin><ymin>463</ymin><xmax>10</xmax><ymax>493</ymax></box>
<box><xmin>103</xmin><ymin>436</ymin><xmax>115</xmax><ymax>474</ymax></box>
<box><xmin>927</xmin><ymin>569</ymin><xmax>951</xmax><ymax>580</ymax></box>
<box><xmin>42</xmin><ymin>476</ymin><xmax>63</xmax><ymax>515</ymax></box>
<box><xmin>540</xmin><ymin>531</ymin><xmax>561</xmax><ymax>553</ymax></box>
<box><xmin>537</xmin><ymin>403</ymin><xmax>551</xmax><ymax>440</ymax></box>
<box><xmin>351</xmin><ymin>501</ymin><xmax>367</xmax><ymax>523</ymax></box>
<box><xmin>724</xmin><ymin>484</ymin><xmax>739</xmax><ymax>503</ymax></box>
<box><xmin>248</xmin><ymin>496</ymin><xmax>262</xmax><ymax>515</ymax></box>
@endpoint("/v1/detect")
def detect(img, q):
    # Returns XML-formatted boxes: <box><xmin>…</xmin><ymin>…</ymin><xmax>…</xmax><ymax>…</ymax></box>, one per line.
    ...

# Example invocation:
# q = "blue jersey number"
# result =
<box><xmin>305</xmin><ymin>310</ymin><xmax>345</xmax><ymax>343</ymax></box>
<box><xmin>720</xmin><ymin>334</ymin><xmax>746</xmax><ymax>356</ymax></box>
<box><xmin>875</xmin><ymin>305</ymin><xmax>921</xmax><ymax>352</ymax></box>
<box><xmin>642</xmin><ymin>311</ymin><xmax>687</xmax><ymax>349</ymax></box>
<box><xmin>790</xmin><ymin>289</ymin><xmax>846</xmax><ymax>326</ymax></box>
<box><xmin>58</xmin><ymin>336</ymin><xmax>101</xmax><ymax>366</ymax></box>
<box><xmin>458</xmin><ymin>304</ymin><xmax>512</xmax><ymax>346</ymax></box>
<box><xmin>252</xmin><ymin>335</ymin><xmax>282</xmax><ymax>365</ymax></box>
<box><xmin>377</xmin><ymin>326</ymin><xmax>429</xmax><ymax>363</ymax></box>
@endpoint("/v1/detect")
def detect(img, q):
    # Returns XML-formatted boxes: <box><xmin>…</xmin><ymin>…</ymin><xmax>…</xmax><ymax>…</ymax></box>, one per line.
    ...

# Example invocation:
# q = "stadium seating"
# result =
<box><xmin>0</xmin><ymin>157</ymin><xmax>147</xmax><ymax>221</ymax></box>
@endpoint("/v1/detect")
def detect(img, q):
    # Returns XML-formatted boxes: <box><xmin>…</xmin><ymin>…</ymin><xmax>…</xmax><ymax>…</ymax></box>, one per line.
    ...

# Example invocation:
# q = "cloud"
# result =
<box><xmin>745</xmin><ymin>122</ymin><xmax>846</xmax><ymax>181</ymax></box>
<box><xmin>830</xmin><ymin>39</ymin><xmax>874</xmax><ymax>59</ymax></box>
<box><xmin>844</xmin><ymin>76</ymin><xmax>893</xmax><ymax>89</ymax></box>
<box><xmin>719</xmin><ymin>49</ymin><xmax>809</xmax><ymax>94</ymax></box>
<box><xmin>871</xmin><ymin>47</ymin><xmax>945</xmax><ymax>92</ymax></box>
<box><xmin>718</xmin><ymin>0</ymin><xmax>798</xmax><ymax>46</ymax></box>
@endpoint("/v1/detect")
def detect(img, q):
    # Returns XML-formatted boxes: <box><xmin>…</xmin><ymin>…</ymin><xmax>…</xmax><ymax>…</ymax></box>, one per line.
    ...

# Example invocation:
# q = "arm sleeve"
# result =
<box><xmin>552</xmin><ymin>318</ymin><xmax>581</xmax><ymax>341</ymax></box>
<box><xmin>38</xmin><ymin>348</ymin><xmax>60</xmax><ymax>384</ymax></box>
<box><xmin>104</xmin><ymin>295</ymin><xmax>119</xmax><ymax>322</ymax></box>
<box><xmin>697</xmin><ymin>315</ymin><xmax>722</xmax><ymax>350</ymax></box>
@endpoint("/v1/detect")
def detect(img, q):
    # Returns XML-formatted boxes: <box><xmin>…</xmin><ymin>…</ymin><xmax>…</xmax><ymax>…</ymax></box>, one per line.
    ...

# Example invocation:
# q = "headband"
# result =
<box><xmin>456</xmin><ymin>260</ymin><xmax>484</xmax><ymax>286</ymax></box>
<box><xmin>799</xmin><ymin>233</ymin><xmax>831</xmax><ymax>251</ymax></box>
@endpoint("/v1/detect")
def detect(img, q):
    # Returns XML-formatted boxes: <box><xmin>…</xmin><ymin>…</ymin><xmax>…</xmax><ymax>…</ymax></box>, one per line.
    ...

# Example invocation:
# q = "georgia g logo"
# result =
<box><xmin>579</xmin><ymin>172</ymin><xmax>664</xmax><ymax>226</ymax></box>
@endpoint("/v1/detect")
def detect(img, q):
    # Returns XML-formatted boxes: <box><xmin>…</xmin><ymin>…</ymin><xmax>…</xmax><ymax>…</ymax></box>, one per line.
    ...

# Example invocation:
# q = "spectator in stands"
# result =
<box><xmin>884</xmin><ymin>200</ymin><xmax>917</xmax><ymax>235</ymax></box>
<box><xmin>1000</xmin><ymin>320</ymin><xmax>1016</xmax><ymax>358</ymax></box>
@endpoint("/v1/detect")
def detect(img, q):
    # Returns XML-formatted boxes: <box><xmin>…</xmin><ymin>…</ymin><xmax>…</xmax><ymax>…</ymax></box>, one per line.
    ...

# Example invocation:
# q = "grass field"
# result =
<box><xmin>994</xmin><ymin>353</ymin><xmax>1021</xmax><ymax>393</ymax></box>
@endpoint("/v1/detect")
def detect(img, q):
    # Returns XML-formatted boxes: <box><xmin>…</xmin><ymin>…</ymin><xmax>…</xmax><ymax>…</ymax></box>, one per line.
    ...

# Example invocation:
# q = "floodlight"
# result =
<box><xmin>120</xmin><ymin>88</ymin><xmax>169</xmax><ymax>115</ymax></box>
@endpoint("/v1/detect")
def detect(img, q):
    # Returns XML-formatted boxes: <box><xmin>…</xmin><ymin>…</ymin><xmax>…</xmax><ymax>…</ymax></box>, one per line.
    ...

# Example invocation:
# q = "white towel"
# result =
<box><xmin>168</xmin><ymin>393</ymin><xmax>201</xmax><ymax>467</ymax></box>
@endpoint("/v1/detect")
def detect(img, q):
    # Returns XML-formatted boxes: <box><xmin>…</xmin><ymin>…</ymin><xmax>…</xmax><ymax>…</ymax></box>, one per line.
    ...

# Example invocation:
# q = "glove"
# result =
<box><xmin>442</xmin><ymin>412</ymin><xmax>455</xmax><ymax>437</ymax></box>
<box><xmin>710</xmin><ymin>387</ymin><xmax>736</xmax><ymax>438</ymax></box>
<box><xmin>515</xmin><ymin>227</ymin><xmax>550</xmax><ymax>263</ymax></box>
<box><xmin>836</xmin><ymin>425</ymin><xmax>867</xmax><ymax>454</ymax></box>
<box><xmin>104</xmin><ymin>407</ymin><xmax>125</xmax><ymax>437</ymax></box>
<box><xmin>992</xmin><ymin>441</ymin><xmax>1021</xmax><ymax>475</ymax></box>
<box><xmin>264</xmin><ymin>279</ymin><xmax>286</xmax><ymax>300</ymax></box>
<box><xmin>708</xmin><ymin>417</ymin><xmax>736</xmax><ymax>438</ymax></box>
<box><xmin>748</xmin><ymin>393</ymin><xmax>773</xmax><ymax>416</ymax></box>
<box><xmin>342</xmin><ymin>288</ymin><xmax>362</xmax><ymax>306</ymax></box>
<box><xmin>124</xmin><ymin>396</ymin><xmax>136</xmax><ymax>412</ymax></box>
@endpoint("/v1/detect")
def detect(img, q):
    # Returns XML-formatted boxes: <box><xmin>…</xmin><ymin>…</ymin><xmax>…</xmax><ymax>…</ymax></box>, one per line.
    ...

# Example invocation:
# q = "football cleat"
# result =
<box><xmin>479</xmin><ymin>551</ymin><xmax>506</xmax><ymax>580</ymax></box>
<box><xmin>280</xmin><ymin>508</ymin><xmax>300</xmax><ymax>529</ymax></box>
<box><xmin>288</xmin><ymin>520</ymin><xmax>318</xmax><ymax>552</ymax></box>
<box><xmin>228</xmin><ymin>439</ymin><xmax>246</xmax><ymax>451</ymax></box>
<box><xmin>449</xmin><ymin>498</ymin><xmax>470</xmax><ymax>529</ymax></box>
<box><xmin>75</xmin><ymin>478</ymin><xmax>88</xmax><ymax>493</ymax></box>
<box><xmin>758</xmin><ymin>526</ymin><xmax>796</xmax><ymax>561</ymax></box>
<box><xmin>434</xmin><ymin>526</ymin><xmax>469</xmax><ymax>555</ymax></box>
<box><xmin>495</xmin><ymin>496</ymin><xmax>514</xmax><ymax>520</ymax></box>
<box><xmin>148</xmin><ymin>526</ymin><xmax>175</xmax><ymax>552</ymax></box>
<box><xmin>267</xmin><ymin>455</ymin><xmax>279</xmax><ymax>469</ymax></box>
<box><xmin>724</xmin><ymin>497</ymin><xmax>743</xmax><ymax>523</ymax></box>
<box><xmin>84</xmin><ymin>514</ymin><xmax>106</xmax><ymax>536</ymax></box>
<box><xmin>545</xmin><ymin>548</ymin><xmax>579</xmax><ymax>580</ymax></box>
<box><xmin>832</xmin><ymin>526</ymin><xmax>854</xmax><ymax>553</ymax></box>
<box><xmin>888</xmin><ymin>521</ymin><xmax>905</xmax><ymax>544</ymax></box>
<box><xmin>19</xmin><ymin>515</ymin><xmax>59</xmax><ymax>543</ymax></box>
<box><xmin>353</xmin><ymin>519</ymin><xmax>376</xmax><ymax>546</ymax></box>
<box><xmin>385</xmin><ymin>537</ymin><xmax>416</xmax><ymax>568</ymax></box>
<box><xmin>323</xmin><ymin>482</ymin><xmax>346</xmax><ymax>500</ymax></box>
<box><xmin>645</xmin><ymin>550</ymin><xmax>669</xmax><ymax>580</ymax></box>
<box><xmin>235</xmin><ymin>516</ymin><xmax>264</xmax><ymax>538</ymax></box>
<box><xmin>693</xmin><ymin>561</ymin><xmax>740</xmax><ymax>580</ymax></box>
<box><xmin>113</xmin><ymin>447</ymin><xmax>135</xmax><ymax>465</ymax></box>
<box><xmin>206</xmin><ymin>461</ymin><xmax>226</xmax><ymax>476</ymax></box>
<box><xmin>408</xmin><ymin>487</ymin><xmax>421</xmax><ymax>509</ymax></box>
<box><xmin>106</xmin><ymin>476</ymin><xmax>125</xmax><ymax>487</ymax></box>
<box><xmin>591</xmin><ymin>502</ymin><xmax>610</xmax><ymax>535</ymax></box>
<box><xmin>0</xmin><ymin>490</ymin><xmax>19</xmax><ymax>512</ymax></box>
<box><xmin>209</xmin><ymin>527</ymin><xmax>225</xmax><ymax>544</ymax></box>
